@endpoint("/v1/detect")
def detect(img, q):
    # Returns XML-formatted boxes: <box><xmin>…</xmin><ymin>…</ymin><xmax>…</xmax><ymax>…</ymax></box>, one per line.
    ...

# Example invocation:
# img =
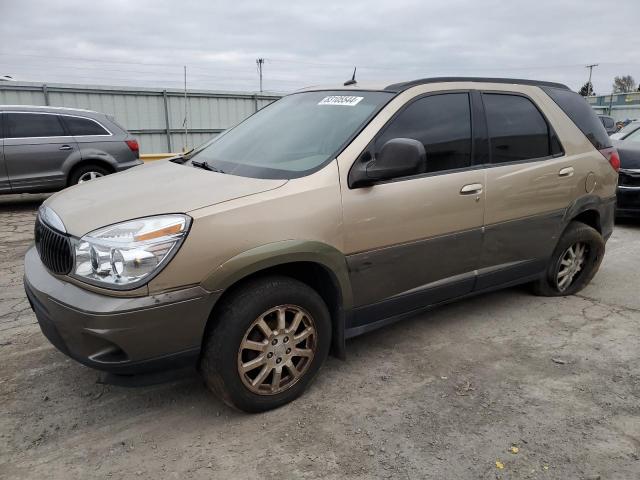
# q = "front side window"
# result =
<box><xmin>5</xmin><ymin>113</ymin><xmax>65</xmax><ymax>138</ymax></box>
<box><xmin>483</xmin><ymin>94</ymin><xmax>550</xmax><ymax>164</ymax></box>
<box><xmin>63</xmin><ymin>116</ymin><xmax>109</xmax><ymax>136</ymax></box>
<box><xmin>375</xmin><ymin>93</ymin><xmax>472</xmax><ymax>173</ymax></box>
<box><xmin>187</xmin><ymin>90</ymin><xmax>393</xmax><ymax>179</ymax></box>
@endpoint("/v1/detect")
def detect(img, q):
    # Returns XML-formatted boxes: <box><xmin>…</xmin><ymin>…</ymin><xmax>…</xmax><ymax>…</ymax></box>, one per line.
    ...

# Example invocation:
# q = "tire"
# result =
<box><xmin>200</xmin><ymin>276</ymin><xmax>331</xmax><ymax>413</ymax></box>
<box><xmin>68</xmin><ymin>164</ymin><xmax>110</xmax><ymax>186</ymax></box>
<box><xmin>532</xmin><ymin>221</ymin><xmax>605</xmax><ymax>297</ymax></box>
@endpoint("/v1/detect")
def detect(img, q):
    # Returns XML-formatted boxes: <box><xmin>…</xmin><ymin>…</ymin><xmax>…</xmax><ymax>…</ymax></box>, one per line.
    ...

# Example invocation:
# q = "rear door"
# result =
<box><xmin>0</xmin><ymin>113</ymin><xmax>10</xmax><ymax>193</ymax></box>
<box><xmin>3</xmin><ymin>112</ymin><xmax>80</xmax><ymax>192</ymax></box>
<box><xmin>340</xmin><ymin>91</ymin><xmax>486</xmax><ymax>328</ymax></box>
<box><xmin>478</xmin><ymin>91</ymin><xmax>573</xmax><ymax>289</ymax></box>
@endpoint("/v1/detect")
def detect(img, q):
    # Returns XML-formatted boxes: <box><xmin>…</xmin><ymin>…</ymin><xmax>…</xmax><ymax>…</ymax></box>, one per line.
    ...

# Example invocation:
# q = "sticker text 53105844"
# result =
<box><xmin>318</xmin><ymin>96</ymin><xmax>364</xmax><ymax>106</ymax></box>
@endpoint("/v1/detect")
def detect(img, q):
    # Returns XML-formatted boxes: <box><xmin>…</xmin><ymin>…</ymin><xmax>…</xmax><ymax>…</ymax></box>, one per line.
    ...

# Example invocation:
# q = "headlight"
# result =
<box><xmin>71</xmin><ymin>214</ymin><xmax>191</xmax><ymax>289</ymax></box>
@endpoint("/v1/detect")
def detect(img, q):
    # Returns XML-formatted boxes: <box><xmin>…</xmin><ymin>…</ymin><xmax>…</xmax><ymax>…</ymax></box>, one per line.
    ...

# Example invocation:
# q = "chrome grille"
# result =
<box><xmin>34</xmin><ymin>216</ymin><xmax>73</xmax><ymax>275</ymax></box>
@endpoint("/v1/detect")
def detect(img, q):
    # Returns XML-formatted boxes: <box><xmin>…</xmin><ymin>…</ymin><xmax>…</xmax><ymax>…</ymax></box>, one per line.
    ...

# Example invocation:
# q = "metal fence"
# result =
<box><xmin>587</xmin><ymin>91</ymin><xmax>640</xmax><ymax>122</ymax></box>
<box><xmin>0</xmin><ymin>81</ymin><xmax>282</xmax><ymax>153</ymax></box>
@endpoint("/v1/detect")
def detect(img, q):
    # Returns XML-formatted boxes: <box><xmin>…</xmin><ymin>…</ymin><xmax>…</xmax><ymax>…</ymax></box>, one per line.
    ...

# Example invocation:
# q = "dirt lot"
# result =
<box><xmin>1</xmin><ymin>193</ymin><xmax>639</xmax><ymax>480</ymax></box>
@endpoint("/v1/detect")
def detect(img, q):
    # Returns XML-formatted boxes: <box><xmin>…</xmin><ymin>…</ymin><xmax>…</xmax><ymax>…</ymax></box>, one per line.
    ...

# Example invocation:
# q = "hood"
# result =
<box><xmin>45</xmin><ymin>160</ymin><xmax>287</xmax><ymax>236</ymax></box>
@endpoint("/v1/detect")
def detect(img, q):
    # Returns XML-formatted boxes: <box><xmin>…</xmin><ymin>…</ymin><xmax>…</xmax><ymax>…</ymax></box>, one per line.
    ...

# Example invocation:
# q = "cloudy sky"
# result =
<box><xmin>1</xmin><ymin>0</ymin><xmax>639</xmax><ymax>95</ymax></box>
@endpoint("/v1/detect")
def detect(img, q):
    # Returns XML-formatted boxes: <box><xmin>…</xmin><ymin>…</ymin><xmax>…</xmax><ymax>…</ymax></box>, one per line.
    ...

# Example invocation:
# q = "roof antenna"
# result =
<box><xmin>344</xmin><ymin>67</ymin><xmax>357</xmax><ymax>86</ymax></box>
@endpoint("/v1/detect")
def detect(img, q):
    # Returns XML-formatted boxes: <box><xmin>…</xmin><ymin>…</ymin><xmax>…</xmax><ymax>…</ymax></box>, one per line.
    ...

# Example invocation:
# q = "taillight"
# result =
<box><xmin>599</xmin><ymin>147</ymin><xmax>620</xmax><ymax>172</ymax></box>
<box><xmin>125</xmin><ymin>139</ymin><xmax>139</xmax><ymax>152</ymax></box>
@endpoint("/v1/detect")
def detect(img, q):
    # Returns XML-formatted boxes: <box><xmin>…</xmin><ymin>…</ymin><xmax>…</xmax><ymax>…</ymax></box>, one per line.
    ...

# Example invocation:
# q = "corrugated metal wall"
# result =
<box><xmin>0</xmin><ymin>82</ymin><xmax>281</xmax><ymax>153</ymax></box>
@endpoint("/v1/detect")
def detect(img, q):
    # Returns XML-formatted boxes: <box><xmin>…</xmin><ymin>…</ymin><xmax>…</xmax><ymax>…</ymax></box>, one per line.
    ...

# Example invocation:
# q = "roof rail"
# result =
<box><xmin>0</xmin><ymin>105</ymin><xmax>98</xmax><ymax>113</ymax></box>
<box><xmin>385</xmin><ymin>77</ymin><xmax>570</xmax><ymax>92</ymax></box>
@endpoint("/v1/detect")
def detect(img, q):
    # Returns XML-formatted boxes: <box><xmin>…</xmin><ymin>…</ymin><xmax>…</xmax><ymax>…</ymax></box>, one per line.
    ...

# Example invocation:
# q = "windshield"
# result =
<box><xmin>188</xmin><ymin>90</ymin><xmax>393</xmax><ymax>179</ymax></box>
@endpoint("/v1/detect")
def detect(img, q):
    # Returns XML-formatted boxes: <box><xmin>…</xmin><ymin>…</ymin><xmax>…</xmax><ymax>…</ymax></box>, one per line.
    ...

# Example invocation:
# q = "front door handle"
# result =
<box><xmin>558</xmin><ymin>166</ymin><xmax>574</xmax><ymax>177</ymax></box>
<box><xmin>59</xmin><ymin>145</ymin><xmax>73</xmax><ymax>151</ymax></box>
<box><xmin>460</xmin><ymin>183</ymin><xmax>483</xmax><ymax>195</ymax></box>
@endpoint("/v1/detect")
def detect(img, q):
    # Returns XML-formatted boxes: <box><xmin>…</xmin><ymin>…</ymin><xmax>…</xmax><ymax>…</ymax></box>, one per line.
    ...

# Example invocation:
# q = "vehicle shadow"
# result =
<box><xmin>615</xmin><ymin>216</ymin><xmax>640</xmax><ymax>228</ymax></box>
<box><xmin>0</xmin><ymin>193</ymin><xmax>50</xmax><ymax>211</ymax></box>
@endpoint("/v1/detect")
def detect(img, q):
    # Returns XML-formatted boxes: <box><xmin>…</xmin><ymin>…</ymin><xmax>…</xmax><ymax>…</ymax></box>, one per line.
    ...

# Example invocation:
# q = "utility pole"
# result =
<box><xmin>183</xmin><ymin>65</ymin><xmax>188</xmax><ymax>152</ymax></box>
<box><xmin>256</xmin><ymin>58</ymin><xmax>264</xmax><ymax>92</ymax></box>
<box><xmin>585</xmin><ymin>64</ymin><xmax>598</xmax><ymax>95</ymax></box>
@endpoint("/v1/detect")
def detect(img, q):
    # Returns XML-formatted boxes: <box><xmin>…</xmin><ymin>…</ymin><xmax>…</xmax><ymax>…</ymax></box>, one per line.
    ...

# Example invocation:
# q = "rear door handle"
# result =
<box><xmin>460</xmin><ymin>183</ymin><xmax>483</xmax><ymax>195</ymax></box>
<box><xmin>558</xmin><ymin>166</ymin><xmax>574</xmax><ymax>177</ymax></box>
<box><xmin>59</xmin><ymin>145</ymin><xmax>73</xmax><ymax>151</ymax></box>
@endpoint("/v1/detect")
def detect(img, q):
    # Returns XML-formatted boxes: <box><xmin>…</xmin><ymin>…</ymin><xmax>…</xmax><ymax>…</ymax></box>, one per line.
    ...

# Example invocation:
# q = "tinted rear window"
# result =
<box><xmin>62</xmin><ymin>115</ymin><xmax>110</xmax><ymax>136</ymax></box>
<box><xmin>542</xmin><ymin>87</ymin><xmax>611</xmax><ymax>149</ymax></box>
<box><xmin>6</xmin><ymin>112</ymin><xmax>65</xmax><ymax>138</ymax></box>
<box><xmin>483</xmin><ymin>93</ymin><xmax>551</xmax><ymax>163</ymax></box>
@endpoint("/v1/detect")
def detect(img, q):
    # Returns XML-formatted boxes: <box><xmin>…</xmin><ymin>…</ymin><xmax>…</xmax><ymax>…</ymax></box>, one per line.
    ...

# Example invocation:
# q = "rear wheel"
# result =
<box><xmin>532</xmin><ymin>221</ymin><xmax>605</xmax><ymax>296</ymax></box>
<box><xmin>69</xmin><ymin>164</ymin><xmax>110</xmax><ymax>186</ymax></box>
<box><xmin>200</xmin><ymin>276</ymin><xmax>331</xmax><ymax>413</ymax></box>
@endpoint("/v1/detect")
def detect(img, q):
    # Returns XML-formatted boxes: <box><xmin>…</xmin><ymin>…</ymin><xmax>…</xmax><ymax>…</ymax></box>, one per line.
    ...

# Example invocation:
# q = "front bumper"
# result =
<box><xmin>616</xmin><ymin>186</ymin><xmax>640</xmax><ymax>217</ymax></box>
<box><xmin>24</xmin><ymin>247</ymin><xmax>219</xmax><ymax>374</ymax></box>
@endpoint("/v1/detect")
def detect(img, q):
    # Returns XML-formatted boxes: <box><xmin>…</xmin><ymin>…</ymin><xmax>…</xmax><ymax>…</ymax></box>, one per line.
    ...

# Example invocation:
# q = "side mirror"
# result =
<box><xmin>349</xmin><ymin>138</ymin><xmax>427</xmax><ymax>188</ymax></box>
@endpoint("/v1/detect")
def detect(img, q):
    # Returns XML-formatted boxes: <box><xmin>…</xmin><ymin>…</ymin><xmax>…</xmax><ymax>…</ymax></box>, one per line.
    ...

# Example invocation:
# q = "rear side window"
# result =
<box><xmin>483</xmin><ymin>94</ymin><xmax>551</xmax><ymax>164</ymax></box>
<box><xmin>542</xmin><ymin>86</ymin><xmax>611</xmax><ymax>149</ymax></box>
<box><xmin>375</xmin><ymin>92</ymin><xmax>472</xmax><ymax>173</ymax></box>
<box><xmin>5</xmin><ymin>113</ymin><xmax>65</xmax><ymax>138</ymax></box>
<box><xmin>62</xmin><ymin>115</ymin><xmax>110</xmax><ymax>136</ymax></box>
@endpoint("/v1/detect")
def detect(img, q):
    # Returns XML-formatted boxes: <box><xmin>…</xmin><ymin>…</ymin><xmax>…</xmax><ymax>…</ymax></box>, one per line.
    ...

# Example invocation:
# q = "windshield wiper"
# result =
<box><xmin>191</xmin><ymin>160</ymin><xmax>225</xmax><ymax>174</ymax></box>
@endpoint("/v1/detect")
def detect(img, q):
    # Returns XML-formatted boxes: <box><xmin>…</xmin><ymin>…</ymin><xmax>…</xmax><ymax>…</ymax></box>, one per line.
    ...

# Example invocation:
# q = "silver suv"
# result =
<box><xmin>0</xmin><ymin>106</ymin><xmax>142</xmax><ymax>193</ymax></box>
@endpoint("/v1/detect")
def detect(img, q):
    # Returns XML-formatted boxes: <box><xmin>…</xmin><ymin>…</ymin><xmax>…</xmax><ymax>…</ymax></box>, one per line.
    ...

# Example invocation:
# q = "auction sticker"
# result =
<box><xmin>318</xmin><ymin>95</ymin><xmax>364</xmax><ymax>106</ymax></box>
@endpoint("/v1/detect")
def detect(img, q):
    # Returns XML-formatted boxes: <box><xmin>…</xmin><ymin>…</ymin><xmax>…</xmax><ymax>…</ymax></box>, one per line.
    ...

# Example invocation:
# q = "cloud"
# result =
<box><xmin>0</xmin><ymin>0</ymin><xmax>638</xmax><ymax>94</ymax></box>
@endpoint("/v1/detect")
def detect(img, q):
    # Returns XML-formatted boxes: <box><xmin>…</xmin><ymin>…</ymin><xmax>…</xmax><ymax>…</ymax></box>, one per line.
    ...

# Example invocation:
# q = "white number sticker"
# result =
<box><xmin>318</xmin><ymin>95</ymin><xmax>364</xmax><ymax>106</ymax></box>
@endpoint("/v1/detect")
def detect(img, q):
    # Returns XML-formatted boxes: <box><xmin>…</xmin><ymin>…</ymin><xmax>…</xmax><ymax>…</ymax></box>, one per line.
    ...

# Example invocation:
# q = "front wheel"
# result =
<box><xmin>69</xmin><ymin>164</ymin><xmax>110</xmax><ymax>185</ymax></box>
<box><xmin>200</xmin><ymin>276</ymin><xmax>331</xmax><ymax>413</ymax></box>
<box><xmin>532</xmin><ymin>221</ymin><xmax>605</xmax><ymax>296</ymax></box>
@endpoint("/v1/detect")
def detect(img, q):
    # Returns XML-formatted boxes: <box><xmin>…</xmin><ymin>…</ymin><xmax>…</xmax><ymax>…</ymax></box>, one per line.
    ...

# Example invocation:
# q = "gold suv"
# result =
<box><xmin>24</xmin><ymin>78</ymin><xmax>619</xmax><ymax>412</ymax></box>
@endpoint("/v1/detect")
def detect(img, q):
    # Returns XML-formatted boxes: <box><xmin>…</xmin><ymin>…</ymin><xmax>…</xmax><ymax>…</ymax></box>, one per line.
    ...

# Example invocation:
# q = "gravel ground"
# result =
<box><xmin>1</xmin><ymin>193</ymin><xmax>639</xmax><ymax>480</ymax></box>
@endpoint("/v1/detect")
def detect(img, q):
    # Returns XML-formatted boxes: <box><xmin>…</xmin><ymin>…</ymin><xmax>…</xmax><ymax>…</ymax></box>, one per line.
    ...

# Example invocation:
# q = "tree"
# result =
<box><xmin>579</xmin><ymin>81</ymin><xmax>595</xmax><ymax>96</ymax></box>
<box><xmin>612</xmin><ymin>75</ymin><xmax>636</xmax><ymax>93</ymax></box>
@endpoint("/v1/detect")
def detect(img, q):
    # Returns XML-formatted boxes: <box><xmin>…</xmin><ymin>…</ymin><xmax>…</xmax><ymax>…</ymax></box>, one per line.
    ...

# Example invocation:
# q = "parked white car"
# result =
<box><xmin>611</xmin><ymin>120</ymin><xmax>640</xmax><ymax>141</ymax></box>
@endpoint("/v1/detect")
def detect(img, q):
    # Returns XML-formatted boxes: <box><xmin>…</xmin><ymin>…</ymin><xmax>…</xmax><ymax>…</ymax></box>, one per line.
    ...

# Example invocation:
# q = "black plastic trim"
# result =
<box><xmin>345</xmin><ymin>272</ymin><xmax>543</xmax><ymax>339</ymax></box>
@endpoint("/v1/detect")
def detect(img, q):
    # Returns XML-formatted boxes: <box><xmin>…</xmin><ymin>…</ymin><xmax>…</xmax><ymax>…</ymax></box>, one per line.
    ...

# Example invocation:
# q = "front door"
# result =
<box><xmin>339</xmin><ymin>92</ymin><xmax>486</xmax><ymax>330</ymax></box>
<box><xmin>4</xmin><ymin>112</ymin><xmax>79</xmax><ymax>192</ymax></box>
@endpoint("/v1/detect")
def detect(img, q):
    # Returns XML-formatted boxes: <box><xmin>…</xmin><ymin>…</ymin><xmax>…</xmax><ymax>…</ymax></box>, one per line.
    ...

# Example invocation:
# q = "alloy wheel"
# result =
<box><xmin>77</xmin><ymin>171</ymin><xmax>104</xmax><ymax>183</ymax></box>
<box><xmin>556</xmin><ymin>242</ymin><xmax>588</xmax><ymax>292</ymax></box>
<box><xmin>237</xmin><ymin>305</ymin><xmax>317</xmax><ymax>395</ymax></box>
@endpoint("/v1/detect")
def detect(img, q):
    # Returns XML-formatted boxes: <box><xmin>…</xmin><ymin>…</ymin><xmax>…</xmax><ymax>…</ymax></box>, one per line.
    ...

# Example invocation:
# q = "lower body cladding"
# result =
<box><xmin>616</xmin><ymin>186</ymin><xmax>640</xmax><ymax>217</ymax></box>
<box><xmin>23</xmin><ymin>247</ymin><xmax>219</xmax><ymax>375</ymax></box>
